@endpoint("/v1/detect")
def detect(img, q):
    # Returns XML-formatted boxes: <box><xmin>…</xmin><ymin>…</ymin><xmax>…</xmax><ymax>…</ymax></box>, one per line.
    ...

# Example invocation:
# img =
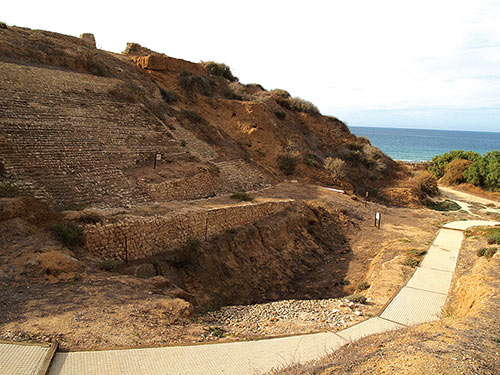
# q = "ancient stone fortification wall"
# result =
<box><xmin>85</xmin><ymin>200</ymin><xmax>294</xmax><ymax>261</ymax></box>
<box><xmin>0</xmin><ymin>62</ymin><xmax>182</xmax><ymax>208</ymax></box>
<box><xmin>139</xmin><ymin>170</ymin><xmax>220</xmax><ymax>202</ymax></box>
<box><xmin>132</xmin><ymin>54</ymin><xmax>206</xmax><ymax>75</ymax></box>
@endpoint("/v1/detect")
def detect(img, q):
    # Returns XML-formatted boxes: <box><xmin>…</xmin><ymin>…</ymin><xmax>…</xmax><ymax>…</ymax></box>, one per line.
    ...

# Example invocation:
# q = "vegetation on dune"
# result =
<box><xmin>429</xmin><ymin>150</ymin><xmax>500</xmax><ymax>191</ymax></box>
<box><xmin>270</xmin><ymin>89</ymin><xmax>319</xmax><ymax>114</ymax></box>
<box><xmin>202</xmin><ymin>61</ymin><xmax>238</xmax><ymax>82</ymax></box>
<box><xmin>277</xmin><ymin>152</ymin><xmax>299</xmax><ymax>175</ymax></box>
<box><xmin>159</xmin><ymin>87</ymin><xmax>179</xmax><ymax>103</ymax></box>
<box><xmin>0</xmin><ymin>21</ymin><xmax>7</xmax><ymax>29</ymax></box>
<box><xmin>182</xmin><ymin>108</ymin><xmax>203</xmax><ymax>123</ymax></box>
<box><xmin>423</xmin><ymin>199</ymin><xmax>461</xmax><ymax>212</ymax></box>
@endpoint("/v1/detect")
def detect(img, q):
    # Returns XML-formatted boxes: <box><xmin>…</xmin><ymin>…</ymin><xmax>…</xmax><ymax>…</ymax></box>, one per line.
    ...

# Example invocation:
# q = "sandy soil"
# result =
<box><xmin>0</xmin><ymin>182</ymin><xmax>473</xmax><ymax>350</ymax></box>
<box><xmin>274</xmin><ymin>206</ymin><xmax>500</xmax><ymax>375</ymax></box>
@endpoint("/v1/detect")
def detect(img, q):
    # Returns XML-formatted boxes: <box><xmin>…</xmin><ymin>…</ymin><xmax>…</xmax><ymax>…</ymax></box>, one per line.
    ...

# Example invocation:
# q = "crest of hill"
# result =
<box><xmin>0</xmin><ymin>25</ymin><xmax>400</xmax><ymax>209</ymax></box>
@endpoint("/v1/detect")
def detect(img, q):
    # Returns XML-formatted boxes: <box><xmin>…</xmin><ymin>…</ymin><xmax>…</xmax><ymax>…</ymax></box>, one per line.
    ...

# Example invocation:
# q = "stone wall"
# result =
<box><xmin>132</xmin><ymin>54</ymin><xmax>206</xmax><ymax>75</ymax></box>
<box><xmin>139</xmin><ymin>170</ymin><xmax>220</xmax><ymax>202</ymax></box>
<box><xmin>0</xmin><ymin>62</ymin><xmax>182</xmax><ymax>208</ymax></box>
<box><xmin>85</xmin><ymin>199</ymin><xmax>294</xmax><ymax>261</ymax></box>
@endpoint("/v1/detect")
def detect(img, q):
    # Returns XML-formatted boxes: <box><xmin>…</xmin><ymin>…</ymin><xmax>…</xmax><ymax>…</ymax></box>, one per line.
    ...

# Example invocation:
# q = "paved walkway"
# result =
<box><xmin>0</xmin><ymin>341</ymin><xmax>56</xmax><ymax>375</ymax></box>
<box><xmin>1</xmin><ymin>220</ymin><xmax>498</xmax><ymax>375</ymax></box>
<box><xmin>440</xmin><ymin>186</ymin><xmax>500</xmax><ymax>210</ymax></box>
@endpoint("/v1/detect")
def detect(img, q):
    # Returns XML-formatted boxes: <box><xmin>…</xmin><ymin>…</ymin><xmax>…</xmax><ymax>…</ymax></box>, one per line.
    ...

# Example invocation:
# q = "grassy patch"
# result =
<box><xmin>0</xmin><ymin>21</ymin><xmax>7</xmax><ymax>29</ymax></box>
<box><xmin>160</xmin><ymin>88</ymin><xmax>179</xmax><ymax>103</ymax></box>
<box><xmin>275</xmin><ymin>110</ymin><xmax>286</xmax><ymax>119</ymax></box>
<box><xmin>402</xmin><ymin>248</ymin><xmax>427</xmax><ymax>268</ymax></box>
<box><xmin>50</xmin><ymin>223</ymin><xmax>85</xmax><ymax>247</ymax></box>
<box><xmin>166</xmin><ymin>236</ymin><xmax>201</xmax><ymax>268</ymax></box>
<box><xmin>355</xmin><ymin>281</ymin><xmax>370</xmax><ymax>291</ymax></box>
<box><xmin>476</xmin><ymin>247</ymin><xmax>497</xmax><ymax>258</ymax></box>
<box><xmin>485</xmin><ymin>227</ymin><xmax>500</xmax><ymax>244</ymax></box>
<box><xmin>204</xmin><ymin>326</ymin><xmax>226</xmax><ymax>338</ymax></box>
<box><xmin>182</xmin><ymin>109</ymin><xmax>203</xmax><ymax>123</ymax></box>
<box><xmin>0</xmin><ymin>182</ymin><xmax>20</xmax><ymax>197</ymax></box>
<box><xmin>201</xmin><ymin>61</ymin><xmax>237</xmax><ymax>81</ymax></box>
<box><xmin>423</xmin><ymin>199</ymin><xmax>461</xmax><ymax>211</ymax></box>
<box><xmin>347</xmin><ymin>294</ymin><xmax>367</xmax><ymax>304</ymax></box>
<box><xmin>303</xmin><ymin>153</ymin><xmax>320</xmax><ymax>168</ymax></box>
<box><xmin>230</xmin><ymin>192</ymin><xmax>253</xmax><ymax>202</ymax></box>
<box><xmin>277</xmin><ymin>152</ymin><xmax>299</xmax><ymax>175</ymax></box>
<box><xmin>98</xmin><ymin>260</ymin><xmax>115</xmax><ymax>272</ymax></box>
<box><xmin>402</xmin><ymin>257</ymin><xmax>420</xmax><ymax>268</ymax></box>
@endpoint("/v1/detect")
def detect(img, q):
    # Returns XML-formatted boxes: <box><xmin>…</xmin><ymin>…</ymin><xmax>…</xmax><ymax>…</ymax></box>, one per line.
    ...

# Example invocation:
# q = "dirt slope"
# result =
<box><xmin>0</xmin><ymin>25</ymin><xmax>400</xmax><ymax>209</ymax></box>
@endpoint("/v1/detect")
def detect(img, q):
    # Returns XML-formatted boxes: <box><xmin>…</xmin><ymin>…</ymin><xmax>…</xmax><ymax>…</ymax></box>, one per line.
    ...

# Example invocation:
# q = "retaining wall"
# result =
<box><xmin>85</xmin><ymin>200</ymin><xmax>294</xmax><ymax>261</ymax></box>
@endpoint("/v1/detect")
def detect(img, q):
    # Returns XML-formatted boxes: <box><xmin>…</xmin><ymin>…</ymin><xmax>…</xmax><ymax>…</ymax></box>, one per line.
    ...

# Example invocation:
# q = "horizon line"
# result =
<box><xmin>347</xmin><ymin>125</ymin><xmax>500</xmax><ymax>133</ymax></box>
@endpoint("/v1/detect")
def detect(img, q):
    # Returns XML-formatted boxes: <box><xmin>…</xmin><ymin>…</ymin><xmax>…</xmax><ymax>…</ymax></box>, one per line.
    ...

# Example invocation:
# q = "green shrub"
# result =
<box><xmin>355</xmin><ymin>281</ymin><xmax>370</xmax><ymax>291</ymax></box>
<box><xmin>182</xmin><ymin>109</ymin><xmax>203</xmax><ymax>123</ymax></box>
<box><xmin>477</xmin><ymin>247</ymin><xmax>497</xmax><ymax>258</ymax></box>
<box><xmin>275</xmin><ymin>110</ymin><xmax>286</xmax><ymax>119</ymax></box>
<box><xmin>303</xmin><ymin>153</ymin><xmax>320</xmax><ymax>168</ymax></box>
<box><xmin>487</xmin><ymin>235</ymin><xmax>500</xmax><ymax>245</ymax></box>
<box><xmin>339</xmin><ymin>278</ymin><xmax>350</xmax><ymax>285</ymax></box>
<box><xmin>98</xmin><ymin>260</ymin><xmax>115</xmax><ymax>272</ymax></box>
<box><xmin>230</xmin><ymin>192</ymin><xmax>253</xmax><ymax>201</ymax></box>
<box><xmin>0</xmin><ymin>182</ymin><xmax>20</xmax><ymax>197</ymax></box>
<box><xmin>0</xmin><ymin>21</ymin><xmax>7</xmax><ymax>29</ymax></box>
<box><xmin>407</xmin><ymin>248</ymin><xmax>427</xmax><ymax>257</ymax></box>
<box><xmin>347</xmin><ymin>294</ymin><xmax>367</xmax><ymax>304</ymax></box>
<box><xmin>166</xmin><ymin>236</ymin><xmax>201</xmax><ymax>268</ymax></box>
<box><xmin>180</xmin><ymin>140</ymin><xmax>187</xmax><ymax>147</ymax></box>
<box><xmin>202</xmin><ymin>61</ymin><xmax>237</xmax><ymax>81</ymax></box>
<box><xmin>324</xmin><ymin>157</ymin><xmax>346</xmax><ymax>179</ymax></box>
<box><xmin>277</xmin><ymin>152</ymin><xmax>299</xmax><ymax>175</ymax></box>
<box><xmin>429</xmin><ymin>150</ymin><xmax>481</xmax><ymax>178</ymax></box>
<box><xmin>78</xmin><ymin>212</ymin><xmax>103</xmax><ymax>224</ymax></box>
<box><xmin>50</xmin><ymin>223</ymin><xmax>85</xmax><ymax>247</ymax></box>
<box><xmin>160</xmin><ymin>88</ymin><xmax>179</xmax><ymax>103</ymax></box>
<box><xmin>402</xmin><ymin>256</ymin><xmax>420</xmax><ymax>268</ymax></box>
<box><xmin>423</xmin><ymin>199</ymin><xmax>461</xmax><ymax>211</ymax></box>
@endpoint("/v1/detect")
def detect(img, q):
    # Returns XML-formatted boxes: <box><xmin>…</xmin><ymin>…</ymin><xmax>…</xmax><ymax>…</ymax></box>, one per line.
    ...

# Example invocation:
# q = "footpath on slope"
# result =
<box><xmin>35</xmin><ymin>220</ymin><xmax>498</xmax><ymax>374</ymax></box>
<box><xmin>1</xmin><ymin>219</ymin><xmax>498</xmax><ymax>375</ymax></box>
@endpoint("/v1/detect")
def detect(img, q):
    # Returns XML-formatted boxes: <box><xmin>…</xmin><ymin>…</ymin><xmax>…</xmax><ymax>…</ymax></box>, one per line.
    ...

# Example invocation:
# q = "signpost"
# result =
<box><xmin>154</xmin><ymin>153</ymin><xmax>161</xmax><ymax>169</ymax></box>
<box><xmin>374</xmin><ymin>212</ymin><xmax>381</xmax><ymax>229</ymax></box>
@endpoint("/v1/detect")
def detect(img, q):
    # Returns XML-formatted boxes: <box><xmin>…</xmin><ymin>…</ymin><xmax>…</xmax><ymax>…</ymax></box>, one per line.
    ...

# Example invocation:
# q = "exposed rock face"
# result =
<box><xmin>132</xmin><ymin>54</ymin><xmax>206</xmax><ymax>75</ymax></box>
<box><xmin>79</xmin><ymin>33</ymin><xmax>96</xmax><ymax>47</ymax></box>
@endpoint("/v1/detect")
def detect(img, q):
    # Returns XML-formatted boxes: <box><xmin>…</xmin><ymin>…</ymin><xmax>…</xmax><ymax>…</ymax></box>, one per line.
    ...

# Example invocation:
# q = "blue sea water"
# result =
<box><xmin>348</xmin><ymin>126</ymin><xmax>500</xmax><ymax>162</ymax></box>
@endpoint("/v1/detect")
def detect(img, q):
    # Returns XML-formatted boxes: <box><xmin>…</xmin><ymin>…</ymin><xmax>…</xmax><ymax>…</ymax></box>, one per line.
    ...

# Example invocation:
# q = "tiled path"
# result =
<box><xmin>2</xmin><ymin>220</ymin><xmax>498</xmax><ymax>375</ymax></box>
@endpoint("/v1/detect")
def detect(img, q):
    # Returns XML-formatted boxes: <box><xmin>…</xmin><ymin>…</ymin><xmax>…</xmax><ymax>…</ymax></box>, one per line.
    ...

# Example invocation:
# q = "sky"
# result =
<box><xmin>3</xmin><ymin>0</ymin><xmax>500</xmax><ymax>132</ymax></box>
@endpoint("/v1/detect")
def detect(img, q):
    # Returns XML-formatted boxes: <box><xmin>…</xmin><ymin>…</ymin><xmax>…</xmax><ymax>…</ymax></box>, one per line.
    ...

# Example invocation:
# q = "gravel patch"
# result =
<box><xmin>201</xmin><ymin>297</ymin><xmax>369</xmax><ymax>338</ymax></box>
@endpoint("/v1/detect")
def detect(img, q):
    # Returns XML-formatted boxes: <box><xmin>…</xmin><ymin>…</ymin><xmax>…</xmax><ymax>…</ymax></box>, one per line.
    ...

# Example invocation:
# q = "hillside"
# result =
<box><xmin>0</xmin><ymin>26</ymin><xmax>399</xmax><ymax>209</ymax></box>
<box><xmin>0</xmin><ymin>24</ymin><xmax>451</xmax><ymax>361</ymax></box>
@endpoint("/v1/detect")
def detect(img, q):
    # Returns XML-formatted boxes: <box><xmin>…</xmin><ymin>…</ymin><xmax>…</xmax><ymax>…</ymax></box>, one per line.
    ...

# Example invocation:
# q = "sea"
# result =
<box><xmin>348</xmin><ymin>126</ymin><xmax>500</xmax><ymax>162</ymax></box>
